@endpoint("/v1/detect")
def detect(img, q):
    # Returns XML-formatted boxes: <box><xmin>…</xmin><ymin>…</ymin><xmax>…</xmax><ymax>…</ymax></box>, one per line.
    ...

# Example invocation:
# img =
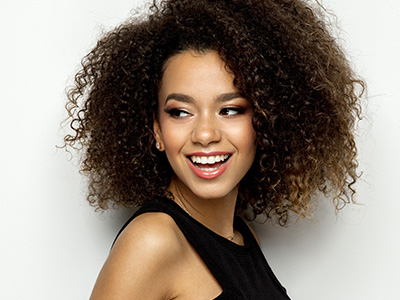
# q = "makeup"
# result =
<box><xmin>186</xmin><ymin>152</ymin><xmax>232</xmax><ymax>179</ymax></box>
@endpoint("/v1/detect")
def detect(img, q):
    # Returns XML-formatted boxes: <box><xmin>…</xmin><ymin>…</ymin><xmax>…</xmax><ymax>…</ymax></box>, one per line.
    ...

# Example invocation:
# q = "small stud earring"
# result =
<box><xmin>156</xmin><ymin>142</ymin><xmax>161</xmax><ymax>150</ymax></box>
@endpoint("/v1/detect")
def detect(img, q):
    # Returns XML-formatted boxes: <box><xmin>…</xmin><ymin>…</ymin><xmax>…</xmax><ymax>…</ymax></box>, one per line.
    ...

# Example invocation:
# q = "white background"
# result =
<box><xmin>0</xmin><ymin>0</ymin><xmax>399</xmax><ymax>299</ymax></box>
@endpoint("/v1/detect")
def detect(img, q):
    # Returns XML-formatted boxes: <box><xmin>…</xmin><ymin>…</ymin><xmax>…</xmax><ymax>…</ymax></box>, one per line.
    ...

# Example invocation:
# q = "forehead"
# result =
<box><xmin>158</xmin><ymin>50</ymin><xmax>237</xmax><ymax>98</ymax></box>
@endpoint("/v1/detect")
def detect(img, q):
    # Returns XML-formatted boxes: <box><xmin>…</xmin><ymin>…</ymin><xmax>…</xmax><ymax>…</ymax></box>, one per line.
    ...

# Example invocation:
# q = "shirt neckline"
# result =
<box><xmin>163</xmin><ymin>198</ymin><xmax>251</xmax><ymax>254</ymax></box>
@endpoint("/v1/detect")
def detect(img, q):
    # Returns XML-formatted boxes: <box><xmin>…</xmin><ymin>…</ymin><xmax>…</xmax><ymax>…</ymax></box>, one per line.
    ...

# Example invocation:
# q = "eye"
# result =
<box><xmin>164</xmin><ymin>108</ymin><xmax>191</xmax><ymax>119</ymax></box>
<box><xmin>220</xmin><ymin>107</ymin><xmax>247</xmax><ymax>116</ymax></box>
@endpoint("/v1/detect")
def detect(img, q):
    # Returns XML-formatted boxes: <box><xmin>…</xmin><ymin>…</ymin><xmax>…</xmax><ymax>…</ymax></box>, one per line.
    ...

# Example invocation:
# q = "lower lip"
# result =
<box><xmin>187</xmin><ymin>156</ymin><xmax>232</xmax><ymax>179</ymax></box>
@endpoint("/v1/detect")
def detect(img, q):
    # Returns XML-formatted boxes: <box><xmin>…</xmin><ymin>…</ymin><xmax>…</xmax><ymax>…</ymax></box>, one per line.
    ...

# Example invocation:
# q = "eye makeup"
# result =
<box><xmin>163</xmin><ymin>107</ymin><xmax>191</xmax><ymax>119</ymax></box>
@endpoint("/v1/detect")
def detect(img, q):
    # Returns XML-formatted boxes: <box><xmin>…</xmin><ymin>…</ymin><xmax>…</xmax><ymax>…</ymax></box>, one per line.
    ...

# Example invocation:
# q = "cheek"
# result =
<box><xmin>244</xmin><ymin>130</ymin><xmax>257</xmax><ymax>158</ymax></box>
<box><xmin>230</xmin><ymin>121</ymin><xmax>257</xmax><ymax>153</ymax></box>
<box><xmin>159</xmin><ymin>121</ymin><xmax>187</xmax><ymax>154</ymax></box>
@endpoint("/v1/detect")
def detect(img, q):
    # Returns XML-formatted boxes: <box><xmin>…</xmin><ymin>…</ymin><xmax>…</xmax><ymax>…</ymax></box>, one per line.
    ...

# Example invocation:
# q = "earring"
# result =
<box><xmin>156</xmin><ymin>142</ymin><xmax>161</xmax><ymax>150</ymax></box>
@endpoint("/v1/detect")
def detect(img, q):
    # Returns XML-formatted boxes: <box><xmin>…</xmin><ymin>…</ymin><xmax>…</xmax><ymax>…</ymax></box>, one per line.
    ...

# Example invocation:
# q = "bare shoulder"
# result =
<box><xmin>115</xmin><ymin>212</ymin><xmax>186</xmax><ymax>254</ymax></box>
<box><xmin>90</xmin><ymin>212</ymin><xmax>186</xmax><ymax>300</ymax></box>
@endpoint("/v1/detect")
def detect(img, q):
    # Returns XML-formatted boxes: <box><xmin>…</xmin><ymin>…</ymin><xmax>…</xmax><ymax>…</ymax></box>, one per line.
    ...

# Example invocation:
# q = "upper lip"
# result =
<box><xmin>186</xmin><ymin>151</ymin><xmax>232</xmax><ymax>156</ymax></box>
<box><xmin>186</xmin><ymin>152</ymin><xmax>232</xmax><ymax>164</ymax></box>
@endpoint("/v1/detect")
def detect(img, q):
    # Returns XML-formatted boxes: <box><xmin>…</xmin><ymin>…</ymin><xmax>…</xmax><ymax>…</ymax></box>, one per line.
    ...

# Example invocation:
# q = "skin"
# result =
<box><xmin>155</xmin><ymin>50</ymin><xmax>256</xmax><ymax>239</ymax></box>
<box><xmin>90</xmin><ymin>50</ymin><xmax>257</xmax><ymax>299</ymax></box>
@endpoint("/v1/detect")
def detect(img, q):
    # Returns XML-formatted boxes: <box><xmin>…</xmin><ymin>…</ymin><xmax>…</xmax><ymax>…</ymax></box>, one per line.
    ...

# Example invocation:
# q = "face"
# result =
<box><xmin>154</xmin><ymin>50</ymin><xmax>256</xmax><ymax>201</ymax></box>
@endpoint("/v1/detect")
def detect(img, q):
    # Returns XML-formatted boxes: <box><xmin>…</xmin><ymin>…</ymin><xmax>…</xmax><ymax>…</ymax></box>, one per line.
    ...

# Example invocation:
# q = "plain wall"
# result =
<box><xmin>0</xmin><ymin>0</ymin><xmax>399</xmax><ymax>299</ymax></box>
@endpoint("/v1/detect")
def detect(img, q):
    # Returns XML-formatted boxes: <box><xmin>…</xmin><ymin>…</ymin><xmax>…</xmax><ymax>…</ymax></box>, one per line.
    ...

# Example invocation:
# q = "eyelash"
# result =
<box><xmin>164</xmin><ymin>107</ymin><xmax>248</xmax><ymax>119</ymax></box>
<box><xmin>163</xmin><ymin>108</ymin><xmax>191</xmax><ymax>119</ymax></box>
<box><xmin>220</xmin><ymin>107</ymin><xmax>248</xmax><ymax>116</ymax></box>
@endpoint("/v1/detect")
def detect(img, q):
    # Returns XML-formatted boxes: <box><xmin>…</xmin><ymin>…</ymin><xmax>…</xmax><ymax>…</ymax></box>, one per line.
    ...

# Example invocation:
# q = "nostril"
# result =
<box><xmin>191</xmin><ymin>125</ymin><xmax>222</xmax><ymax>145</ymax></box>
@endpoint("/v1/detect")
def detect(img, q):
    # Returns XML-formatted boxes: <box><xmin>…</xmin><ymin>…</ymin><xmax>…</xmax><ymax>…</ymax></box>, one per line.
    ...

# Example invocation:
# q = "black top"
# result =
<box><xmin>115</xmin><ymin>198</ymin><xmax>291</xmax><ymax>300</ymax></box>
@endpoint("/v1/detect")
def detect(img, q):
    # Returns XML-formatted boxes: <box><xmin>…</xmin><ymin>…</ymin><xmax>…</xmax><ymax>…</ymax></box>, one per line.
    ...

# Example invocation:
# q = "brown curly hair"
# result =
<box><xmin>64</xmin><ymin>0</ymin><xmax>364</xmax><ymax>225</ymax></box>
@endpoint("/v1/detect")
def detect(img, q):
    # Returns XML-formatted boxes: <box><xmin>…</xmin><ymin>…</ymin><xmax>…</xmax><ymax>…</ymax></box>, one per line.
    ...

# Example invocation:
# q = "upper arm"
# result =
<box><xmin>89</xmin><ymin>213</ymin><xmax>183</xmax><ymax>300</ymax></box>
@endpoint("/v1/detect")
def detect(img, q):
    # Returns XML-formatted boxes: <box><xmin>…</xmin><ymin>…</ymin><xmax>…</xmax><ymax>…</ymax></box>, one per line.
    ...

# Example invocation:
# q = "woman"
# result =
<box><xmin>64</xmin><ymin>0</ymin><xmax>364</xmax><ymax>298</ymax></box>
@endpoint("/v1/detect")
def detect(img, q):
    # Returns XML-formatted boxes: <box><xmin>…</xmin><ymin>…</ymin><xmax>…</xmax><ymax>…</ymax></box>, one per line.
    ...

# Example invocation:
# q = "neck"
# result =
<box><xmin>169</xmin><ymin>177</ymin><xmax>237</xmax><ymax>240</ymax></box>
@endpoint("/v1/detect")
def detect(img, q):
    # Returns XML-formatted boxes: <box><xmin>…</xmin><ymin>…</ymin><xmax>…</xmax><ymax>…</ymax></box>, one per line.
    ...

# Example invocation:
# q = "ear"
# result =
<box><xmin>153</xmin><ymin>118</ymin><xmax>164</xmax><ymax>151</ymax></box>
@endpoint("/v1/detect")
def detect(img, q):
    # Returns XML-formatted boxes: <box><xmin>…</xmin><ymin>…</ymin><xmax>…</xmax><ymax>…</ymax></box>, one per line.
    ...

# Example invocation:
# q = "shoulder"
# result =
<box><xmin>111</xmin><ymin>212</ymin><xmax>188</xmax><ymax>276</ymax></box>
<box><xmin>90</xmin><ymin>212</ymin><xmax>187</xmax><ymax>299</ymax></box>
<box><xmin>116</xmin><ymin>212</ymin><xmax>186</xmax><ymax>253</ymax></box>
<box><xmin>247</xmin><ymin>223</ymin><xmax>260</xmax><ymax>244</ymax></box>
<box><xmin>237</xmin><ymin>216</ymin><xmax>260</xmax><ymax>245</ymax></box>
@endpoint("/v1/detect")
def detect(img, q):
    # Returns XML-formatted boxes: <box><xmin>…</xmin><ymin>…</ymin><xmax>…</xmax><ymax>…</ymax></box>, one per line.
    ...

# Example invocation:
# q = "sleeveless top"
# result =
<box><xmin>115</xmin><ymin>198</ymin><xmax>291</xmax><ymax>300</ymax></box>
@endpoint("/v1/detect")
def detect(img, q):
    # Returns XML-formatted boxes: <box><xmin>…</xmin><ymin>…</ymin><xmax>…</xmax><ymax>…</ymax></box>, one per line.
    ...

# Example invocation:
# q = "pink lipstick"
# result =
<box><xmin>186</xmin><ymin>152</ymin><xmax>232</xmax><ymax>179</ymax></box>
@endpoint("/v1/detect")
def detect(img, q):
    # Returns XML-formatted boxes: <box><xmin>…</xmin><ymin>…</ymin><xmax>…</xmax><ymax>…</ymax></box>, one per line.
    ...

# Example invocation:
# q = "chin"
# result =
<box><xmin>189</xmin><ymin>183</ymin><xmax>238</xmax><ymax>201</ymax></box>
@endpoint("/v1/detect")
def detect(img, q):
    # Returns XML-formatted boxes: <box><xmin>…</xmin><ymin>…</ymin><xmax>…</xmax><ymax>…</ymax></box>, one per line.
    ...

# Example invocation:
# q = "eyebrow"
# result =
<box><xmin>164</xmin><ymin>92</ymin><xmax>243</xmax><ymax>105</ymax></box>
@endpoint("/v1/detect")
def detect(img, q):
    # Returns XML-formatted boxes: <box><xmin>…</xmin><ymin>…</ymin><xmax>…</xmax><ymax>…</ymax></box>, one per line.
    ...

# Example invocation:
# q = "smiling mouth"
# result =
<box><xmin>188</xmin><ymin>154</ymin><xmax>231</xmax><ymax>171</ymax></box>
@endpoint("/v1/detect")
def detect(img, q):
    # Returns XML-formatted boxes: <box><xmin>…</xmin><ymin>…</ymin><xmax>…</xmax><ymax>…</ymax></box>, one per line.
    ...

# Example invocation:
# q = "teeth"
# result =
<box><xmin>198</xmin><ymin>167</ymin><xmax>218</xmax><ymax>172</ymax></box>
<box><xmin>190</xmin><ymin>154</ymin><xmax>230</xmax><ymax>164</ymax></box>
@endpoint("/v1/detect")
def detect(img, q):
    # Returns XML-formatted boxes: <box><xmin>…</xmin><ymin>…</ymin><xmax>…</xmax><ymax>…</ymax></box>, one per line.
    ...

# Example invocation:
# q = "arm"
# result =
<box><xmin>89</xmin><ymin>213</ymin><xmax>183</xmax><ymax>300</ymax></box>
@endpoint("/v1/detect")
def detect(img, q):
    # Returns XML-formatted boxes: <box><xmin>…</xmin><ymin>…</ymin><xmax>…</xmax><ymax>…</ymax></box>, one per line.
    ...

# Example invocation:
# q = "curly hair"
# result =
<box><xmin>64</xmin><ymin>0</ymin><xmax>364</xmax><ymax>225</ymax></box>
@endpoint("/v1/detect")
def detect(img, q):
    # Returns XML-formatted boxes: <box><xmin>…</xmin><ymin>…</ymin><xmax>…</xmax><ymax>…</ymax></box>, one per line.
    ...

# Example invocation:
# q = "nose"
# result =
<box><xmin>191</xmin><ymin>113</ymin><xmax>221</xmax><ymax>146</ymax></box>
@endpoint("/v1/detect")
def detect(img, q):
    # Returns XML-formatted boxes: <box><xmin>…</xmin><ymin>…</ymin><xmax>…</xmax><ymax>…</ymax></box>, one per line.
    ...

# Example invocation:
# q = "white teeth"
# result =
<box><xmin>190</xmin><ymin>154</ymin><xmax>230</xmax><ymax>164</ymax></box>
<box><xmin>198</xmin><ymin>167</ymin><xmax>218</xmax><ymax>172</ymax></box>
